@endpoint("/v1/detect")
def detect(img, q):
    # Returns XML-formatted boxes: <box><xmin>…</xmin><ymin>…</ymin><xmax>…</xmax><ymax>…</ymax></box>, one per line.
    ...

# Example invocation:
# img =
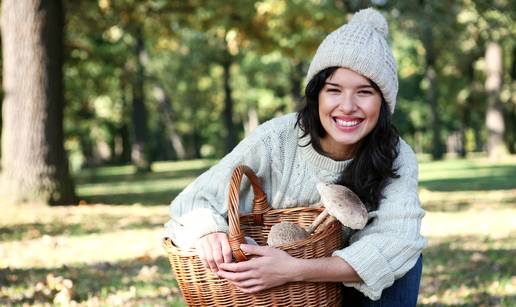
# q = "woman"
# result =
<box><xmin>164</xmin><ymin>8</ymin><xmax>427</xmax><ymax>305</ymax></box>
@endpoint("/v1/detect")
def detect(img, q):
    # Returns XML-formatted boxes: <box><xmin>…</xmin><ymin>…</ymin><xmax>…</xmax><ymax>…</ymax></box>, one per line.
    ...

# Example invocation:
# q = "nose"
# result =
<box><xmin>338</xmin><ymin>93</ymin><xmax>357</xmax><ymax>113</ymax></box>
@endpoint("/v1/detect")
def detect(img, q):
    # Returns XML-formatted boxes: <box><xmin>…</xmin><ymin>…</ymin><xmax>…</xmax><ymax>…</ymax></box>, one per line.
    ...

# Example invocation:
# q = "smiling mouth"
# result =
<box><xmin>334</xmin><ymin>118</ymin><xmax>363</xmax><ymax>128</ymax></box>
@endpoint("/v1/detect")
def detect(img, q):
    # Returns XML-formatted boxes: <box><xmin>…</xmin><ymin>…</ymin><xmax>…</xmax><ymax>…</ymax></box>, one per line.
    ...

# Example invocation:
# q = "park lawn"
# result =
<box><xmin>1</xmin><ymin>156</ymin><xmax>515</xmax><ymax>306</ymax></box>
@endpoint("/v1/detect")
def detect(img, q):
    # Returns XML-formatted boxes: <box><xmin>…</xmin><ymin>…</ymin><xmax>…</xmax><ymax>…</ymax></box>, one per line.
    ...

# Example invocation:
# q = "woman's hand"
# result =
<box><xmin>217</xmin><ymin>244</ymin><xmax>301</xmax><ymax>293</ymax></box>
<box><xmin>195</xmin><ymin>232</ymin><xmax>233</xmax><ymax>274</ymax></box>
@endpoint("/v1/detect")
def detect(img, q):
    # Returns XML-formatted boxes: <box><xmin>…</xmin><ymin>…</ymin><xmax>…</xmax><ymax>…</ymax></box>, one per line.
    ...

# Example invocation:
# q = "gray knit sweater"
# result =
<box><xmin>164</xmin><ymin>112</ymin><xmax>427</xmax><ymax>300</ymax></box>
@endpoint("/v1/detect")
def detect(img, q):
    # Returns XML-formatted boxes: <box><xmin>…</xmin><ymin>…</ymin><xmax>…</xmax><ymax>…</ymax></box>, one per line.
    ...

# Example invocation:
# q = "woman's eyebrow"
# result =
<box><xmin>357</xmin><ymin>84</ymin><xmax>375</xmax><ymax>89</ymax></box>
<box><xmin>325</xmin><ymin>82</ymin><xmax>375</xmax><ymax>89</ymax></box>
<box><xmin>325</xmin><ymin>82</ymin><xmax>341</xmax><ymax>87</ymax></box>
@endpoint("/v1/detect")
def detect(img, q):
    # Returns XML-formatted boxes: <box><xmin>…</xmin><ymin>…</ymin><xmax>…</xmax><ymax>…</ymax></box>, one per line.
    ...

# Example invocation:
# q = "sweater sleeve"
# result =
<box><xmin>163</xmin><ymin>120</ymin><xmax>276</xmax><ymax>248</ymax></box>
<box><xmin>332</xmin><ymin>140</ymin><xmax>427</xmax><ymax>300</ymax></box>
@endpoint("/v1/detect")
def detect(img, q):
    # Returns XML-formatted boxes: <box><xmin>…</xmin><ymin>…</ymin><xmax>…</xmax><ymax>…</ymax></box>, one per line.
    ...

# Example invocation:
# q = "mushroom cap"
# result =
<box><xmin>316</xmin><ymin>183</ymin><xmax>368</xmax><ymax>229</ymax></box>
<box><xmin>267</xmin><ymin>221</ymin><xmax>308</xmax><ymax>247</ymax></box>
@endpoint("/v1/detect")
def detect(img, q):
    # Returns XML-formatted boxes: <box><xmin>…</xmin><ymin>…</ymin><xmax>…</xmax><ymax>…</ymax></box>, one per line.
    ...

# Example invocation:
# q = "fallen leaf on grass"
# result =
<box><xmin>30</xmin><ymin>274</ymin><xmax>74</xmax><ymax>304</ymax></box>
<box><xmin>136</xmin><ymin>253</ymin><xmax>153</xmax><ymax>262</ymax></box>
<box><xmin>470</xmin><ymin>252</ymin><xmax>487</xmax><ymax>262</ymax></box>
<box><xmin>137</xmin><ymin>265</ymin><xmax>158</xmax><ymax>281</ymax></box>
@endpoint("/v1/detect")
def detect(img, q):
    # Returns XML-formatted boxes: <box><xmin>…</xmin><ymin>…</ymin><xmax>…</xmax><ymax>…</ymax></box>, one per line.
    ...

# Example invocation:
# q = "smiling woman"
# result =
<box><xmin>165</xmin><ymin>7</ymin><xmax>426</xmax><ymax>306</ymax></box>
<box><xmin>318</xmin><ymin>68</ymin><xmax>382</xmax><ymax>159</ymax></box>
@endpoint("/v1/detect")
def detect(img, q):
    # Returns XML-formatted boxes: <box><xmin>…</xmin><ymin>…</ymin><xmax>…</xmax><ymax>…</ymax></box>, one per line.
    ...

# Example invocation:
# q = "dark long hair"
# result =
<box><xmin>296</xmin><ymin>67</ymin><xmax>400</xmax><ymax>212</ymax></box>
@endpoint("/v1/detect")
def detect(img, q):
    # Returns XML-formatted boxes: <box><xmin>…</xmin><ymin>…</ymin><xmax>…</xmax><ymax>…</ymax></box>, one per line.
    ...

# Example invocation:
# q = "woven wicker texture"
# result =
<box><xmin>163</xmin><ymin>165</ymin><xmax>344</xmax><ymax>306</ymax></box>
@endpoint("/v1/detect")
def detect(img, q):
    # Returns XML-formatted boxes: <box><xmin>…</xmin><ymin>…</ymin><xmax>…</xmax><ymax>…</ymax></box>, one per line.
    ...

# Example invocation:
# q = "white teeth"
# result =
<box><xmin>335</xmin><ymin>118</ymin><xmax>361</xmax><ymax>127</ymax></box>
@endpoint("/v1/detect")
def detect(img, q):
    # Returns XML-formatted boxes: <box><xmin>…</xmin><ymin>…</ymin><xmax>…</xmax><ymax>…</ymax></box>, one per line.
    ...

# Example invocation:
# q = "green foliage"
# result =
<box><xmin>56</xmin><ymin>0</ymin><xmax>516</xmax><ymax>168</ymax></box>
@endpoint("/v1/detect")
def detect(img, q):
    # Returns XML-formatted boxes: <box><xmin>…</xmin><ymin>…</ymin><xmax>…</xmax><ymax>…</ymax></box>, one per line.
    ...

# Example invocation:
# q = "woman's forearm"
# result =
<box><xmin>292</xmin><ymin>256</ymin><xmax>362</xmax><ymax>283</ymax></box>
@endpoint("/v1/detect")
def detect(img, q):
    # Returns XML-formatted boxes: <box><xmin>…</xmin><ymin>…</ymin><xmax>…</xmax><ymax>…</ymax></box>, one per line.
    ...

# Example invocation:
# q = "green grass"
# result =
<box><xmin>75</xmin><ymin>159</ymin><xmax>216</xmax><ymax>206</ymax></box>
<box><xmin>1</xmin><ymin>156</ymin><xmax>515</xmax><ymax>306</ymax></box>
<box><xmin>419</xmin><ymin>158</ymin><xmax>516</xmax><ymax>192</ymax></box>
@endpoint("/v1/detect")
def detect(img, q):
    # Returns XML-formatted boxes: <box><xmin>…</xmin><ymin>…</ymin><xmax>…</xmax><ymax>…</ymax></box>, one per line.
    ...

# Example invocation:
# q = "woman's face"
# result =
<box><xmin>318</xmin><ymin>67</ymin><xmax>382</xmax><ymax>160</ymax></box>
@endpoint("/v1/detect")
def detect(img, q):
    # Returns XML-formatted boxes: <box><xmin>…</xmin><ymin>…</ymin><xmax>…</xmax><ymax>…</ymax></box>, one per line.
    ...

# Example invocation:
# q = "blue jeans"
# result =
<box><xmin>341</xmin><ymin>255</ymin><xmax>423</xmax><ymax>307</ymax></box>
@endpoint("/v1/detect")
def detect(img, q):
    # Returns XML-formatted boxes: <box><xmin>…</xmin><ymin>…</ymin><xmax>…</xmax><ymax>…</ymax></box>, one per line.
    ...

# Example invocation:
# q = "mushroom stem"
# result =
<box><xmin>314</xmin><ymin>215</ymin><xmax>337</xmax><ymax>234</ymax></box>
<box><xmin>305</xmin><ymin>209</ymin><xmax>329</xmax><ymax>235</ymax></box>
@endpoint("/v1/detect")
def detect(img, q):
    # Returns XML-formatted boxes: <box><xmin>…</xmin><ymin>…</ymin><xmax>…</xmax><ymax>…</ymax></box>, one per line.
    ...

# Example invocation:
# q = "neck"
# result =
<box><xmin>320</xmin><ymin>137</ymin><xmax>356</xmax><ymax>161</ymax></box>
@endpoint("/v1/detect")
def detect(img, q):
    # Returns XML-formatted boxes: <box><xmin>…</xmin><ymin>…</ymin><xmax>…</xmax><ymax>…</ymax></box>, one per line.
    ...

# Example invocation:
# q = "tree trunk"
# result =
<box><xmin>507</xmin><ymin>46</ymin><xmax>516</xmax><ymax>154</ymax></box>
<box><xmin>118</xmin><ymin>123</ymin><xmax>131</xmax><ymax>163</ymax></box>
<box><xmin>0</xmin><ymin>0</ymin><xmax>76</xmax><ymax>205</ymax></box>
<box><xmin>459</xmin><ymin>55</ymin><xmax>478</xmax><ymax>157</ymax></box>
<box><xmin>291</xmin><ymin>60</ymin><xmax>304</xmax><ymax>111</ymax></box>
<box><xmin>484</xmin><ymin>42</ymin><xmax>506</xmax><ymax>159</ymax></box>
<box><xmin>152</xmin><ymin>84</ymin><xmax>186</xmax><ymax>160</ymax></box>
<box><xmin>0</xmin><ymin>97</ymin><xmax>2</xmax><ymax>160</ymax></box>
<box><xmin>422</xmin><ymin>23</ymin><xmax>445</xmax><ymax>160</ymax></box>
<box><xmin>116</xmin><ymin>70</ymin><xmax>132</xmax><ymax>164</ymax></box>
<box><xmin>243</xmin><ymin>106</ymin><xmax>259</xmax><ymax>136</ymax></box>
<box><xmin>191</xmin><ymin>128</ymin><xmax>201</xmax><ymax>159</ymax></box>
<box><xmin>131</xmin><ymin>29</ymin><xmax>151</xmax><ymax>172</ymax></box>
<box><xmin>222</xmin><ymin>54</ymin><xmax>237</xmax><ymax>154</ymax></box>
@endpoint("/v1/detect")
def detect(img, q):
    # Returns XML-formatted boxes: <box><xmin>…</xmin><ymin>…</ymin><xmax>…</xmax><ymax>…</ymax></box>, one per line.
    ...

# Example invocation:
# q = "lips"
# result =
<box><xmin>333</xmin><ymin>117</ymin><xmax>363</xmax><ymax>128</ymax></box>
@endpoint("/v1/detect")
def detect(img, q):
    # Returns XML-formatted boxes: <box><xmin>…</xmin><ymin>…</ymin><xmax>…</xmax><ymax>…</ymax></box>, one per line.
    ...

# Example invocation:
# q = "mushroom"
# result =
<box><xmin>266</xmin><ymin>183</ymin><xmax>368</xmax><ymax>247</ymax></box>
<box><xmin>305</xmin><ymin>183</ymin><xmax>368</xmax><ymax>234</ymax></box>
<box><xmin>267</xmin><ymin>221</ymin><xmax>308</xmax><ymax>247</ymax></box>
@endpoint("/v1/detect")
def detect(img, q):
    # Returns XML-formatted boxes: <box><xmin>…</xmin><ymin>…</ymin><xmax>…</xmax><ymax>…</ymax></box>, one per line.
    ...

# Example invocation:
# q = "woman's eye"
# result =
<box><xmin>327</xmin><ymin>88</ymin><xmax>340</xmax><ymax>93</ymax></box>
<box><xmin>358</xmin><ymin>90</ymin><xmax>373</xmax><ymax>95</ymax></box>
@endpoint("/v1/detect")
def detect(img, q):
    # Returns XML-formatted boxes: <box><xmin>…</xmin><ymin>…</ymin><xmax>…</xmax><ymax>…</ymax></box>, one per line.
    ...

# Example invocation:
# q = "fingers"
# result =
<box><xmin>210</xmin><ymin>242</ymin><xmax>224</xmax><ymax>270</ymax></box>
<box><xmin>218</xmin><ymin>260</ymin><xmax>254</xmax><ymax>272</ymax></box>
<box><xmin>240</xmin><ymin>244</ymin><xmax>274</xmax><ymax>257</ymax></box>
<box><xmin>220</xmin><ymin>235</ymin><xmax>233</xmax><ymax>263</ymax></box>
<box><xmin>217</xmin><ymin>270</ymin><xmax>263</xmax><ymax>293</ymax></box>
<box><xmin>195</xmin><ymin>232</ymin><xmax>233</xmax><ymax>274</ymax></box>
<box><xmin>206</xmin><ymin>247</ymin><xmax>220</xmax><ymax>273</ymax></box>
<box><xmin>216</xmin><ymin>269</ymin><xmax>254</xmax><ymax>282</ymax></box>
<box><xmin>197</xmin><ymin>239</ymin><xmax>218</xmax><ymax>273</ymax></box>
<box><xmin>236</xmin><ymin>285</ymin><xmax>264</xmax><ymax>294</ymax></box>
<box><xmin>195</xmin><ymin>240</ymin><xmax>209</xmax><ymax>270</ymax></box>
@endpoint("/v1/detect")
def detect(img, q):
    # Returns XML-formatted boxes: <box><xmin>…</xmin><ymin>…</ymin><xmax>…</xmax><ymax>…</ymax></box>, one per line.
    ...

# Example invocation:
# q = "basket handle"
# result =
<box><xmin>227</xmin><ymin>165</ymin><xmax>270</xmax><ymax>262</ymax></box>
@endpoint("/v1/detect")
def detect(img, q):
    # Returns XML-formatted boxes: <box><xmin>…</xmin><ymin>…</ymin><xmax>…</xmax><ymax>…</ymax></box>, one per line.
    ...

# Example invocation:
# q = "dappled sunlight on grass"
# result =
<box><xmin>0</xmin><ymin>256</ymin><xmax>185</xmax><ymax>306</ymax></box>
<box><xmin>1</xmin><ymin>227</ymin><xmax>164</xmax><ymax>269</ymax></box>
<box><xmin>76</xmin><ymin>177</ymin><xmax>194</xmax><ymax>204</ymax></box>
<box><xmin>74</xmin><ymin>160</ymin><xmax>216</xmax><ymax>206</ymax></box>
<box><xmin>421</xmin><ymin>208</ymin><xmax>516</xmax><ymax>238</ymax></box>
<box><xmin>151</xmin><ymin>159</ymin><xmax>217</xmax><ymax>172</ymax></box>
<box><xmin>1</xmin><ymin>156</ymin><xmax>515</xmax><ymax>306</ymax></box>
<box><xmin>420</xmin><ymin>234</ymin><xmax>515</xmax><ymax>306</ymax></box>
<box><xmin>418</xmin><ymin>157</ymin><xmax>516</xmax><ymax>192</ymax></box>
<box><xmin>419</xmin><ymin>189</ymin><xmax>515</xmax><ymax>212</ymax></box>
<box><xmin>0</xmin><ymin>203</ymin><xmax>168</xmax><ymax>242</ymax></box>
<box><xmin>417</xmin><ymin>157</ymin><xmax>516</xmax><ymax>306</ymax></box>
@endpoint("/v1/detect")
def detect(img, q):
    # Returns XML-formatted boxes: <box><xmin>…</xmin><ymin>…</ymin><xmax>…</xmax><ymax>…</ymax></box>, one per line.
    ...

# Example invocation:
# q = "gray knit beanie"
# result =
<box><xmin>306</xmin><ymin>8</ymin><xmax>398</xmax><ymax>113</ymax></box>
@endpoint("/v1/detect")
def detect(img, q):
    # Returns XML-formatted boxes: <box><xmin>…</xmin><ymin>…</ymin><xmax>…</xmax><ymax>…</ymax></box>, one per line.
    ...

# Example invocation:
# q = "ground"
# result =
<box><xmin>1</xmin><ymin>156</ymin><xmax>515</xmax><ymax>306</ymax></box>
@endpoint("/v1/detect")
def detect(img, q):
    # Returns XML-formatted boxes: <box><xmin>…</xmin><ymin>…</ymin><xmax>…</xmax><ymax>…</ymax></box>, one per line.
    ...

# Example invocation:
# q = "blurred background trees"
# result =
<box><xmin>0</xmin><ymin>0</ymin><xmax>514</xmax><ymax>204</ymax></box>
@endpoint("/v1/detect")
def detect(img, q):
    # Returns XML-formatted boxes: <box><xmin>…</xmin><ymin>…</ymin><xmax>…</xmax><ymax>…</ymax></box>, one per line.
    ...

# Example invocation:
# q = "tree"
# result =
<box><xmin>484</xmin><ymin>43</ymin><xmax>506</xmax><ymax>158</ymax></box>
<box><xmin>130</xmin><ymin>28</ymin><xmax>151</xmax><ymax>171</ymax></box>
<box><xmin>421</xmin><ymin>18</ymin><xmax>445</xmax><ymax>160</ymax></box>
<box><xmin>389</xmin><ymin>0</ymin><xmax>458</xmax><ymax>159</ymax></box>
<box><xmin>453</xmin><ymin>0</ymin><xmax>514</xmax><ymax>156</ymax></box>
<box><xmin>0</xmin><ymin>0</ymin><xmax>76</xmax><ymax>205</ymax></box>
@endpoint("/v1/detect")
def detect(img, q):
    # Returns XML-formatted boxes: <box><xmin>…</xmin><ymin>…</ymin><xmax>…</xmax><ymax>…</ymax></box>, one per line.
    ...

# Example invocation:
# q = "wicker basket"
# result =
<box><xmin>163</xmin><ymin>165</ymin><xmax>344</xmax><ymax>306</ymax></box>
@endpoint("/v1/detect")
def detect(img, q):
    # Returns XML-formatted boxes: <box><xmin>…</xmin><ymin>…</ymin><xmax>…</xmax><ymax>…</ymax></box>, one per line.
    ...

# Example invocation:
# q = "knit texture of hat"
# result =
<box><xmin>306</xmin><ymin>8</ymin><xmax>398</xmax><ymax>113</ymax></box>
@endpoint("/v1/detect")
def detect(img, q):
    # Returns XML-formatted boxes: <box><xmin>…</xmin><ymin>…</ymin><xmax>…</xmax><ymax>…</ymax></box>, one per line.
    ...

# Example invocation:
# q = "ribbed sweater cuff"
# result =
<box><xmin>165</xmin><ymin>208</ymin><xmax>229</xmax><ymax>248</ymax></box>
<box><xmin>333</xmin><ymin>241</ymin><xmax>395</xmax><ymax>300</ymax></box>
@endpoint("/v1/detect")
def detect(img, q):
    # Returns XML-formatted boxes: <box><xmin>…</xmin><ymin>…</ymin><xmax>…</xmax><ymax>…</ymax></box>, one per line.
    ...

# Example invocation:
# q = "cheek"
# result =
<box><xmin>318</xmin><ymin>95</ymin><xmax>336</xmax><ymax>115</ymax></box>
<box><xmin>365</xmin><ymin>99</ymin><xmax>381</xmax><ymax>120</ymax></box>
